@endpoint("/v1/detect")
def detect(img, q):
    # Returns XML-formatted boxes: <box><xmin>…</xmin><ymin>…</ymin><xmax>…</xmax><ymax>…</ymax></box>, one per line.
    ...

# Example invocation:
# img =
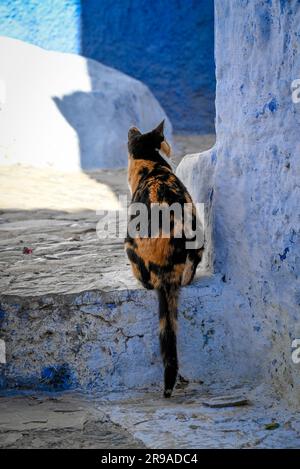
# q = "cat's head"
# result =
<box><xmin>128</xmin><ymin>120</ymin><xmax>171</xmax><ymax>159</ymax></box>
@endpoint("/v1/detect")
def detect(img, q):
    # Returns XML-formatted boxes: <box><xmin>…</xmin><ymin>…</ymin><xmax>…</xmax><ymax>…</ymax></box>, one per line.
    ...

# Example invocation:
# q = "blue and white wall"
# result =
<box><xmin>0</xmin><ymin>0</ymin><xmax>81</xmax><ymax>53</ymax></box>
<box><xmin>177</xmin><ymin>0</ymin><xmax>300</xmax><ymax>406</ymax></box>
<box><xmin>0</xmin><ymin>0</ymin><xmax>215</xmax><ymax>133</ymax></box>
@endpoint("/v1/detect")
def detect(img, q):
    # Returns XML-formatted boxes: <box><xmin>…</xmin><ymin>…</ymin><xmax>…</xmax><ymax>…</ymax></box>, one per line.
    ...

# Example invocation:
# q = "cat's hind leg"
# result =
<box><xmin>125</xmin><ymin>244</ymin><xmax>154</xmax><ymax>289</ymax></box>
<box><xmin>181</xmin><ymin>248</ymin><xmax>204</xmax><ymax>286</ymax></box>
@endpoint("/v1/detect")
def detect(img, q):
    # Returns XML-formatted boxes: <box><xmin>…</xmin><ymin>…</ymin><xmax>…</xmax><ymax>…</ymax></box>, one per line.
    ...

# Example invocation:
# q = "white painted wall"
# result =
<box><xmin>0</xmin><ymin>36</ymin><xmax>172</xmax><ymax>170</ymax></box>
<box><xmin>177</xmin><ymin>0</ymin><xmax>300</xmax><ymax>406</ymax></box>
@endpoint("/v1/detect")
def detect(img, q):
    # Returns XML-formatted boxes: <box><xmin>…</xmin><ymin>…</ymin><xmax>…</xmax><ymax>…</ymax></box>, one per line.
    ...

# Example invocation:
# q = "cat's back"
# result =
<box><xmin>132</xmin><ymin>163</ymin><xmax>193</xmax><ymax>207</ymax></box>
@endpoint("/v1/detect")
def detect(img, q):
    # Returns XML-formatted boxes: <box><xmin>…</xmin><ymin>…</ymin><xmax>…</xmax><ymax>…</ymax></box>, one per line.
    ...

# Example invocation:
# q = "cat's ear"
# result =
<box><xmin>128</xmin><ymin>126</ymin><xmax>142</xmax><ymax>140</ymax></box>
<box><xmin>153</xmin><ymin>120</ymin><xmax>165</xmax><ymax>137</ymax></box>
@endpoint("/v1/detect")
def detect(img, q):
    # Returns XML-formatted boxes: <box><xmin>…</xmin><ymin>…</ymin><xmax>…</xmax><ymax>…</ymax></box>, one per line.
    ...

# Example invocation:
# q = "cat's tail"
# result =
<box><xmin>157</xmin><ymin>285</ymin><xmax>179</xmax><ymax>398</ymax></box>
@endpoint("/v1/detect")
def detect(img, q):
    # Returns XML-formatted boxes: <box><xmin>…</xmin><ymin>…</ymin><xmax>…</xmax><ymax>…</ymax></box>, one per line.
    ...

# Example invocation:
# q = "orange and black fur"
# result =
<box><xmin>125</xmin><ymin>121</ymin><xmax>204</xmax><ymax>398</ymax></box>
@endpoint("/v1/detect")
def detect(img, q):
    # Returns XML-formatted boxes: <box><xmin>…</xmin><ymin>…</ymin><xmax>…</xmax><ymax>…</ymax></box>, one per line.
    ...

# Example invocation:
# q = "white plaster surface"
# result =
<box><xmin>1</xmin><ymin>0</ymin><xmax>300</xmax><ymax>446</ymax></box>
<box><xmin>177</xmin><ymin>0</ymin><xmax>300</xmax><ymax>406</ymax></box>
<box><xmin>0</xmin><ymin>36</ymin><xmax>172</xmax><ymax>170</ymax></box>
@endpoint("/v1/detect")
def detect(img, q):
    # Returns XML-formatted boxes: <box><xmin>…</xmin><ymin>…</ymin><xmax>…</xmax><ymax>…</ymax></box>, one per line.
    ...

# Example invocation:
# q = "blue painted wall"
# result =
<box><xmin>0</xmin><ymin>0</ymin><xmax>215</xmax><ymax>133</ymax></box>
<box><xmin>81</xmin><ymin>0</ymin><xmax>215</xmax><ymax>133</ymax></box>
<box><xmin>0</xmin><ymin>0</ymin><xmax>81</xmax><ymax>53</ymax></box>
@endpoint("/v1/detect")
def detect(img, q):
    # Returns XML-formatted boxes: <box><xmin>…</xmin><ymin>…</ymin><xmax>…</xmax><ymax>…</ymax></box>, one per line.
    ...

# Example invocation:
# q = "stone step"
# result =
<box><xmin>0</xmin><ymin>166</ymin><xmax>258</xmax><ymax>395</ymax></box>
<box><xmin>0</xmin><ymin>165</ymin><xmax>226</xmax><ymax>393</ymax></box>
<box><xmin>1</xmin><ymin>274</ymin><xmax>225</xmax><ymax>392</ymax></box>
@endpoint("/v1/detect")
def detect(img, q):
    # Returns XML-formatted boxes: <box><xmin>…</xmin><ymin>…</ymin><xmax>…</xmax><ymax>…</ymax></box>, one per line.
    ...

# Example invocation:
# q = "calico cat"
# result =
<box><xmin>125</xmin><ymin>120</ymin><xmax>204</xmax><ymax>398</ymax></box>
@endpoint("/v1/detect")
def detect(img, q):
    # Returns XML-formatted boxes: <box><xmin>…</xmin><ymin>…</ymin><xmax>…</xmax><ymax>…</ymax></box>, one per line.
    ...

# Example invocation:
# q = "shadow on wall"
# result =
<box><xmin>53</xmin><ymin>93</ymin><xmax>100</xmax><ymax>170</ymax></box>
<box><xmin>53</xmin><ymin>87</ymin><xmax>144</xmax><ymax>170</ymax></box>
<box><xmin>53</xmin><ymin>86</ymin><xmax>142</xmax><ymax>170</ymax></box>
<box><xmin>52</xmin><ymin>0</ymin><xmax>215</xmax><ymax>169</ymax></box>
<box><xmin>81</xmin><ymin>0</ymin><xmax>215</xmax><ymax>134</ymax></box>
<box><xmin>52</xmin><ymin>58</ymin><xmax>172</xmax><ymax>169</ymax></box>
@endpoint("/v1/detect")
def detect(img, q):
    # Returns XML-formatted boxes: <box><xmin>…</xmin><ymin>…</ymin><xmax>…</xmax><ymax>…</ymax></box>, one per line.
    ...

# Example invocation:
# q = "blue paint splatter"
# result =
<box><xmin>268</xmin><ymin>97</ymin><xmax>278</xmax><ymax>113</ymax></box>
<box><xmin>211</xmin><ymin>151</ymin><xmax>217</xmax><ymax>164</ymax></box>
<box><xmin>0</xmin><ymin>371</ymin><xmax>7</xmax><ymax>390</ymax></box>
<box><xmin>289</xmin><ymin>229</ymin><xmax>297</xmax><ymax>244</ymax></box>
<box><xmin>41</xmin><ymin>364</ymin><xmax>75</xmax><ymax>390</ymax></box>
<box><xmin>257</xmin><ymin>6</ymin><xmax>272</xmax><ymax>43</ymax></box>
<box><xmin>280</xmin><ymin>0</ymin><xmax>288</xmax><ymax>14</ymax></box>
<box><xmin>279</xmin><ymin>247</ymin><xmax>289</xmax><ymax>261</ymax></box>
<box><xmin>256</xmin><ymin>97</ymin><xmax>278</xmax><ymax>118</ymax></box>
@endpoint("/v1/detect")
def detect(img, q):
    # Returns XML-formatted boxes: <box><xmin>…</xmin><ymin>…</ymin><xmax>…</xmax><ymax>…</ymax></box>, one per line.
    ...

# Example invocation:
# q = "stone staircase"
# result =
<box><xmin>1</xmin><ymin>168</ymin><xmax>300</xmax><ymax>448</ymax></box>
<box><xmin>0</xmin><ymin>166</ymin><xmax>222</xmax><ymax>393</ymax></box>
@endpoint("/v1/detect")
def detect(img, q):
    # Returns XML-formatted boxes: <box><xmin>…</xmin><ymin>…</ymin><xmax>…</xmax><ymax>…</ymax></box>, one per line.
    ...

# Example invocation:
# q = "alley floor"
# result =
<box><xmin>1</xmin><ymin>383</ymin><xmax>300</xmax><ymax>448</ymax></box>
<box><xmin>2</xmin><ymin>133</ymin><xmax>299</xmax><ymax>449</ymax></box>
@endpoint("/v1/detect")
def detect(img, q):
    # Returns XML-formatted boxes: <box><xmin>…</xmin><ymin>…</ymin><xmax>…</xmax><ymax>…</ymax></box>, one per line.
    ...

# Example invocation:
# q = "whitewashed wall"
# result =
<box><xmin>177</xmin><ymin>0</ymin><xmax>300</xmax><ymax>405</ymax></box>
<box><xmin>0</xmin><ymin>37</ymin><xmax>172</xmax><ymax>170</ymax></box>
